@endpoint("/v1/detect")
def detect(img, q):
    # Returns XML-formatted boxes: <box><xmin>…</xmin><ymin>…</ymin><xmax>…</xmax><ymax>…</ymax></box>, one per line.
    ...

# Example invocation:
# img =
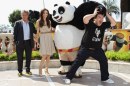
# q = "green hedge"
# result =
<box><xmin>32</xmin><ymin>51</ymin><xmax>41</xmax><ymax>60</ymax></box>
<box><xmin>0</xmin><ymin>51</ymin><xmax>2</xmax><ymax>54</ymax></box>
<box><xmin>0</xmin><ymin>50</ymin><xmax>130</xmax><ymax>62</ymax></box>
<box><xmin>0</xmin><ymin>51</ymin><xmax>59</xmax><ymax>61</ymax></box>
<box><xmin>105</xmin><ymin>51</ymin><xmax>130</xmax><ymax>62</ymax></box>
<box><xmin>0</xmin><ymin>53</ymin><xmax>8</xmax><ymax>61</ymax></box>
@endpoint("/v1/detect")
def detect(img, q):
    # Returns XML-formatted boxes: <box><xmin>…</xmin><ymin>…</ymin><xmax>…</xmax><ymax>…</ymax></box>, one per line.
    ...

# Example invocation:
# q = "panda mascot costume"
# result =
<box><xmin>51</xmin><ymin>1</ymin><xmax>104</xmax><ymax>77</ymax></box>
<box><xmin>51</xmin><ymin>1</ymin><xmax>85</xmax><ymax>77</ymax></box>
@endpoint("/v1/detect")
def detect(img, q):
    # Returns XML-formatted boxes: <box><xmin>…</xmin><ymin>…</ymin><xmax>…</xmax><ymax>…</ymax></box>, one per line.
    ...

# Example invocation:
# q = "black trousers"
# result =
<box><xmin>66</xmin><ymin>47</ymin><xmax>109</xmax><ymax>81</ymax></box>
<box><xmin>16</xmin><ymin>40</ymin><xmax>32</xmax><ymax>73</ymax></box>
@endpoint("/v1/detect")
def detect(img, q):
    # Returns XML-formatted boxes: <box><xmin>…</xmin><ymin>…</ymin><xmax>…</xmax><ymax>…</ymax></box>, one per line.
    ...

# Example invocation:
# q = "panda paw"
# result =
<box><xmin>74</xmin><ymin>75</ymin><xmax>82</xmax><ymax>78</ymax></box>
<box><xmin>58</xmin><ymin>71</ymin><xmax>67</xmax><ymax>75</ymax></box>
<box><xmin>124</xmin><ymin>41</ymin><xmax>128</xmax><ymax>45</ymax></box>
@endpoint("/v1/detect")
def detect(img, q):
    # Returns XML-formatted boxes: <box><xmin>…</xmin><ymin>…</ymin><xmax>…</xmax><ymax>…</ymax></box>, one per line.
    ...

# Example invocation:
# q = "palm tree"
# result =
<box><xmin>102</xmin><ymin>0</ymin><xmax>120</xmax><ymax>18</ymax></box>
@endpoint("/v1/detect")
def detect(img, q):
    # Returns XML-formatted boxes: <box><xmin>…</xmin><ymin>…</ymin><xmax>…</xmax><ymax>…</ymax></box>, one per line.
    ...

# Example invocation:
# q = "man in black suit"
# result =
<box><xmin>13</xmin><ymin>10</ymin><xmax>37</xmax><ymax>77</ymax></box>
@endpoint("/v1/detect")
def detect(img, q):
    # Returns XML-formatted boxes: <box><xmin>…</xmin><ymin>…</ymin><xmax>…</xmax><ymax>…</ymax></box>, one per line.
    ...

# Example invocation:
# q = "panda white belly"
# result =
<box><xmin>107</xmin><ymin>41</ymin><xmax>115</xmax><ymax>50</ymax></box>
<box><xmin>54</xmin><ymin>25</ymin><xmax>85</xmax><ymax>49</ymax></box>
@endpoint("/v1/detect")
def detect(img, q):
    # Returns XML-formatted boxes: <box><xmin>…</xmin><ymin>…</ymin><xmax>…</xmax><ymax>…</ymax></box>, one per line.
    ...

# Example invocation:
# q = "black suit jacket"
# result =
<box><xmin>13</xmin><ymin>20</ymin><xmax>37</xmax><ymax>48</ymax></box>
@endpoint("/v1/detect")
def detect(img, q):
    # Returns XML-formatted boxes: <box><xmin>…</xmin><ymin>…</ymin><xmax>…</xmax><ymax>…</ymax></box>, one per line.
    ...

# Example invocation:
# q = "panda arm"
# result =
<box><xmin>49</xmin><ymin>14</ymin><xmax>57</xmax><ymax>28</ymax></box>
<box><xmin>83</xmin><ymin>8</ymin><xmax>98</xmax><ymax>24</ymax></box>
<box><xmin>124</xmin><ymin>40</ymin><xmax>128</xmax><ymax>45</ymax></box>
<box><xmin>111</xmin><ymin>35</ymin><xmax>116</xmax><ymax>41</ymax></box>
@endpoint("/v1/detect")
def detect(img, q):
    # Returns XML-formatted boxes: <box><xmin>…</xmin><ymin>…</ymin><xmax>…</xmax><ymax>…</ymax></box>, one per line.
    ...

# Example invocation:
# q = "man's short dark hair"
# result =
<box><xmin>97</xmin><ymin>5</ymin><xmax>106</xmax><ymax>17</ymax></box>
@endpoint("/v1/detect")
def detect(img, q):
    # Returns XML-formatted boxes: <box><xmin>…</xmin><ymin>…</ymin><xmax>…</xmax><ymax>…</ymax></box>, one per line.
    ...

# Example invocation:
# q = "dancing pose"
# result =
<box><xmin>65</xmin><ymin>5</ymin><xmax>116</xmax><ymax>84</ymax></box>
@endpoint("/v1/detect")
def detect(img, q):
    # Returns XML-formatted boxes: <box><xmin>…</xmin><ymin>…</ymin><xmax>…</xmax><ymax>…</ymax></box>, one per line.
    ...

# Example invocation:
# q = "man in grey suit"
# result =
<box><xmin>13</xmin><ymin>10</ymin><xmax>37</xmax><ymax>77</ymax></box>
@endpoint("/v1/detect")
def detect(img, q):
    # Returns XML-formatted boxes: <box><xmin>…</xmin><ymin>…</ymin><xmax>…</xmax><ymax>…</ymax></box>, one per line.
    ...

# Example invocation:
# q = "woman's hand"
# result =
<box><xmin>51</xmin><ymin>27</ymin><xmax>55</xmax><ymax>32</ymax></box>
<box><xmin>37</xmin><ymin>42</ymin><xmax>40</xmax><ymax>48</ymax></box>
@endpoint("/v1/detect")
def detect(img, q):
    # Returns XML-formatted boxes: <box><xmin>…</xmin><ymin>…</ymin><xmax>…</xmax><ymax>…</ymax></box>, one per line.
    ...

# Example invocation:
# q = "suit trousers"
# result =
<box><xmin>16</xmin><ymin>39</ymin><xmax>32</xmax><ymax>73</ymax></box>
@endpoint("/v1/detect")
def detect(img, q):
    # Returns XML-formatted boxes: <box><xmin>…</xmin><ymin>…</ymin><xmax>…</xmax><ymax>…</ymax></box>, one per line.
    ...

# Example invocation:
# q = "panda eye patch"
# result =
<box><xmin>66</xmin><ymin>1</ymin><xmax>70</xmax><ymax>5</ymax></box>
<box><xmin>54</xmin><ymin>4</ymin><xmax>58</xmax><ymax>7</ymax></box>
<box><xmin>58</xmin><ymin>6</ymin><xmax>65</xmax><ymax>14</ymax></box>
<box><xmin>53</xmin><ymin>10</ymin><xmax>56</xmax><ymax>16</ymax></box>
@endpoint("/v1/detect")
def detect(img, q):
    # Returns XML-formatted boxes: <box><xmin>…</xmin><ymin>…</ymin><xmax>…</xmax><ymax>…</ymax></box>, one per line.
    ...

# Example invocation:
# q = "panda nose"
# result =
<box><xmin>54</xmin><ymin>16</ymin><xmax>59</xmax><ymax>19</ymax></box>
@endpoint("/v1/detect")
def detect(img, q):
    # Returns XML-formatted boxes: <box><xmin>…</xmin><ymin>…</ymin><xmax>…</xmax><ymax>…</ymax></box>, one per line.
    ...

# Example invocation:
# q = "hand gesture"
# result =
<box><xmin>93</xmin><ymin>8</ymin><xmax>99</xmax><ymax>16</ymax></box>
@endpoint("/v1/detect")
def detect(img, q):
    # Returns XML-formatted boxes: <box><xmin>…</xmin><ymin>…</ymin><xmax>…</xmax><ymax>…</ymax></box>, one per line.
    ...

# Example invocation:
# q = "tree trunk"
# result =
<box><xmin>121</xmin><ymin>0</ymin><xmax>130</xmax><ymax>24</ymax></box>
<box><xmin>121</xmin><ymin>0</ymin><xmax>130</xmax><ymax>12</ymax></box>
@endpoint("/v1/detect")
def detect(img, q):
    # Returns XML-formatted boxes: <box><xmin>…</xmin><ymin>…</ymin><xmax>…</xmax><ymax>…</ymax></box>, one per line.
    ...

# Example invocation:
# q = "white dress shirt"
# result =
<box><xmin>22</xmin><ymin>20</ymin><xmax>30</xmax><ymax>40</ymax></box>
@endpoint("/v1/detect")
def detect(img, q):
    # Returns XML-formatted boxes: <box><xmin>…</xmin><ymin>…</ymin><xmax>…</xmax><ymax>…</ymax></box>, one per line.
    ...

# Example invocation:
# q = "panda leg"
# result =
<box><xmin>58</xmin><ymin>53</ymin><xmax>67</xmax><ymax>74</ymax></box>
<box><xmin>58</xmin><ymin>60</ymin><xmax>71</xmax><ymax>75</ymax></box>
<box><xmin>68</xmin><ymin>51</ymin><xmax>83</xmax><ymax>78</ymax></box>
<box><xmin>74</xmin><ymin>61</ymin><xmax>86</xmax><ymax>78</ymax></box>
<box><xmin>75</xmin><ymin>67</ymin><xmax>82</xmax><ymax>78</ymax></box>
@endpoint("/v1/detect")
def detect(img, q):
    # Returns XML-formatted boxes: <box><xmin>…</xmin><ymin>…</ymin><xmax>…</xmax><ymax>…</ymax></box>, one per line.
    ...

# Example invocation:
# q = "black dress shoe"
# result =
<box><xmin>18</xmin><ymin>72</ymin><xmax>23</xmax><ymax>77</ymax></box>
<box><xmin>26</xmin><ymin>71</ymin><xmax>32</xmax><ymax>76</ymax></box>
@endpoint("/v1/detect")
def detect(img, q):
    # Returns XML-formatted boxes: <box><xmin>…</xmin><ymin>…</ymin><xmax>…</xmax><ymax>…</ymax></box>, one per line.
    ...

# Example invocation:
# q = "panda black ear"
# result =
<box><xmin>74</xmin><ymin>6</ymin><xmax>76</xmax><ymax>9</ymax></box>
<box><xmin>66</xmin><ymin>1</ymin><xmax>70</xmax><ymax>5</ymax></box>
<box><xmin>54</xmin><ymin>4</ymin><xmax>58</xmax><ymax>7</ymax></box>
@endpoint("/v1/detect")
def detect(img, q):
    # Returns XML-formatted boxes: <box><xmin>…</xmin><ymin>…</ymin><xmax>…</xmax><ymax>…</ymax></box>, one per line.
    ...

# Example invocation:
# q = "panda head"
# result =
<box><xmin>52</xmin><ymin>1</ymin><xmax>75</xmax><ymax>23</ymax></box>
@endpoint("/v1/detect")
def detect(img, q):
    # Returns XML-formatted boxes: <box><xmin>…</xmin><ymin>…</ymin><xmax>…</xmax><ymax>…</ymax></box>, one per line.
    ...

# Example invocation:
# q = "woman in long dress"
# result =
<box><xmin>36</xmin><ymin>9</ymin><xmax>55</xmax><ymax>76</ymax></box>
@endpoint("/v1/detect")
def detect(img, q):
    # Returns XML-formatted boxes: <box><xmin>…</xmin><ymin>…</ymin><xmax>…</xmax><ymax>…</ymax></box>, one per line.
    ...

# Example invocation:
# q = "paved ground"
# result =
<box><xmin>0</xmin><ymin>68</ymin><xmax>130</xmax><ymax>86</ymax></box>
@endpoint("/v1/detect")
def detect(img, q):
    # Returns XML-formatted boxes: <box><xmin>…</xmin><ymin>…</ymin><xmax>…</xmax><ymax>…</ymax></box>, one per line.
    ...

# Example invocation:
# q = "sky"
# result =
<box><xmin>0</xmin><ymin>0</ymin><xmax>120</xmax><ymax>25</ymax></box>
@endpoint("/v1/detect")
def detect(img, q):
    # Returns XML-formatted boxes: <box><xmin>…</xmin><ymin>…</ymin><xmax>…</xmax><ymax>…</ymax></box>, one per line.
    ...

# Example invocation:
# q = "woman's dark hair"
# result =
<box><xmin>39</xmin><ymin>9</ymin><xmax>51</xmax><ymax>28</ymax></box>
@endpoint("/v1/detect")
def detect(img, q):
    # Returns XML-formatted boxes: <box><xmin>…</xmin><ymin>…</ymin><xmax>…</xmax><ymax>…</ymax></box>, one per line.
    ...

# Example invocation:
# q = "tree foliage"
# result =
<box><xmin>8</xmin><ymin>10</ymin><xmax>39</xmax><ymax>27</ymax></box>
<box><xmin>29</xmin><ymin>10</ymin><xmax>39</xmax><ymax>24</ymax></box>
<box><xmin>8</xmin><ymin>10</ymin><xmax>21</xmax><ymax>27</ymax></box>
<box><xmin>102</xmin><ymin>0</ymin><xmax>120</xmax><ymax>16</ymax></box>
